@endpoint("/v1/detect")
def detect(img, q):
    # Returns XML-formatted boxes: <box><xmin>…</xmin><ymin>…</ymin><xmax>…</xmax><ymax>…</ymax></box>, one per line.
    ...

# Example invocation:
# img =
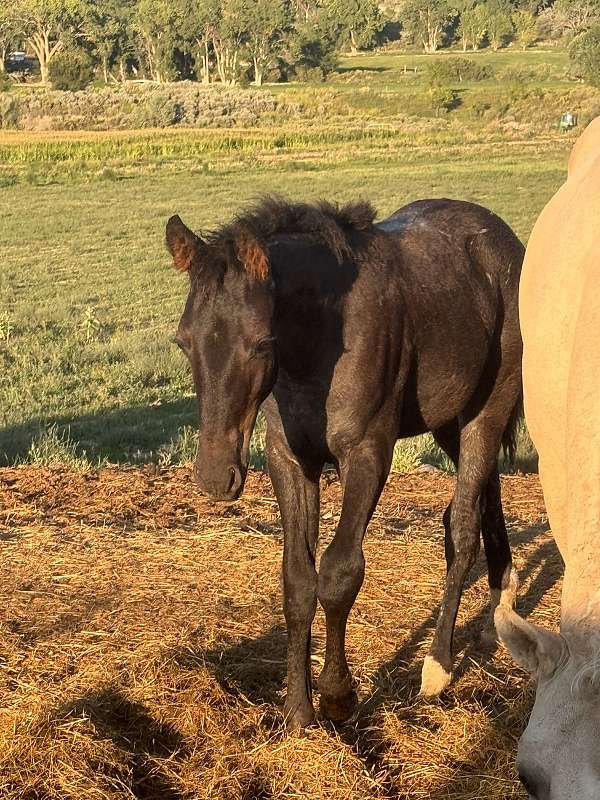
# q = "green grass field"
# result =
<box><xmin>0</xmin><ymin>49</ymin><xmax>580</xmax><ymax>468</ymax></box>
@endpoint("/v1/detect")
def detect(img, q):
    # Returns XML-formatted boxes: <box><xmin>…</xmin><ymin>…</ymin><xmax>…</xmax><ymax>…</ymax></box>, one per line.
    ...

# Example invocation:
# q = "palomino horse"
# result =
<box><xmin>167</xmin><ymin>196</ymin><xmax>524</xmax><ymax>728</ymax></box>
<box><xmin>497</xmin><ymin>119</ymin><xmax>600</xmax><ymax>799</ymax></box>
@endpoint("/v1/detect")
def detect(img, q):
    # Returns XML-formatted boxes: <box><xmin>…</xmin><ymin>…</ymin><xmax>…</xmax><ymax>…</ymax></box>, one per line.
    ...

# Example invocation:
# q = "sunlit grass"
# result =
<box><xmin>0</xmin><ymin>62</ymin><xmax>572</xmax><ymax>468</ymax></box>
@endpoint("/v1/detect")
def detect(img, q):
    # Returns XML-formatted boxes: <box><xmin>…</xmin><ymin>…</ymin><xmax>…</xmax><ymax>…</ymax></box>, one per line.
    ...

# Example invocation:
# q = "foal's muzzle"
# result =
<box><xmin>193</xmin><ymin>460</ymin><xmax>246</xmax><ymax>502</ymax></box>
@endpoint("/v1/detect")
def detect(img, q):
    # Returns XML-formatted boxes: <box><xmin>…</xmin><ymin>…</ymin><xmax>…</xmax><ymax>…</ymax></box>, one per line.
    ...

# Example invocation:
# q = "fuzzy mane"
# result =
<box><xmin>198</xmin><ymin>196</ymin><xmax>377</xmax><ymax>280</ymax></box>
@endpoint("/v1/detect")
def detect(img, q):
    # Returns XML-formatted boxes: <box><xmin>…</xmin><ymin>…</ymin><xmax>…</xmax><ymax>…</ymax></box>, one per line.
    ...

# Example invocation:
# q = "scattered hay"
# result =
<box><xmin>0</xmin><ymin>467</ymin><xmax>557</xmax><ymax>799</ymax></box>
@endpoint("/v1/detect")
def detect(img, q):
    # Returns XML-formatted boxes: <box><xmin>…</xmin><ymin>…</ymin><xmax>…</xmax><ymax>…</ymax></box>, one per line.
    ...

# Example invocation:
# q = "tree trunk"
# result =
<box><xmin>203</xmin><ymin>41</ymin><xmax>210</xmax><ymax>84</ymax></box>
<box><xmin>254</xmin><ymin>56</ymin><xmax>263</xmax><ymax>86</ymax></box>
<box><xmin>0</xmin><ymin>48</ymin><xmax>6</xmax><ymax>72</ymax></box>
<box><xmin>102</xmin><ymin>54</ymin><xmax>109</xmax><ymax>83</ymax></box>
<box><xmin>28</xmin><ymin>27</ymin><xmax>64</xmax><ymax>85</ymax></box>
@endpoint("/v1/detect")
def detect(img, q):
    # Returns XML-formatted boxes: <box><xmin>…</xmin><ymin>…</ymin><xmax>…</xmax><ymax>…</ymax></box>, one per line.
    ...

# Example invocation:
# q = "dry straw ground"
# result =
<box><xmin>0</xmin><ymin>467</ymin><xmax>560</xmax><ymax>799</ymax></box>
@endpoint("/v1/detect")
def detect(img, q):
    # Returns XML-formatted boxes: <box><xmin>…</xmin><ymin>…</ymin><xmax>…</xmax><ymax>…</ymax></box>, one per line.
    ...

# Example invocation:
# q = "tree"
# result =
<box><xmin>82</xmin><ymin>0</ymin><xmax>134</xmax><ymax>83</ymax></box>
<box><xmin>325</xmin><ymin>0</ymin><xmax>384</xmax><ymax>52</ymax></box>
<box><xmin>15</xmin><ymin>0</ymin><xmax>82</xmax><ymax>84</ymax></box>
<box><xmin>292</xmin><ymin>0</ymin><xmax>321</xmax><ymax>23</ymax></box>
<box><xmin>541</xmin><ymin>0</ymin><xmax>600</xmax><ymax>37</ymax></box>
<box><xmin>134</xmin><ymin>0</ymin><xmax>184</xmax><ymax>82</ymax></box>
<box><xmin>455</xmin><ymin>0</ymin><xmax>487</xmax><ymax>50</ymax></box>
<box><xmin>245</xmin><ymin>0</ymin><xmax>291</xmax><ymax>85</ymax></box>
<box><xmin>0</xmin><ymin>7</ymin><xmax>20</xmax><ymax>72</ymax></box>
<box><xmin>211</xmin><ymin>0</ymin><xmax>247</xmax><ymax>85</ymax></box>
<box><xmin>184</xmin><ymin>0</ymin><xmax>220</xmax><ymax>84</ymax></box>
<box><xmin>400</xmin><ymin>0</ymin><xmax>454</xmax><ymax>53</ymax></box>
<box><xmin>482</xmin><ymin>0</ymin><xmax>513</xmax><ymax>49</ymax></box>
<box><xmin>511</xmin><ymin>8</ymin><xmax>537</xmax><ymax>48</ymax></box>
<box><xmin>284</xmin><ymin>9</ymin><xmax>339</xmax><ymax>79</ymax></box>
<box><xmin>569</xmin><ymin>21</ymin><xmax>600</xmax><ymax>84</ymax></box>
<box><xmin>49</xmin><ymin>45</ymin><xmax>94</xmax><ymax>88</ymax></box>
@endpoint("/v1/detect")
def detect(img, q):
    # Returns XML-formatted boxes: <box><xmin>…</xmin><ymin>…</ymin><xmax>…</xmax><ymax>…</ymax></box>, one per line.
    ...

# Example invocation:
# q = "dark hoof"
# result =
<box><xmin>284</xmin><ymin>700</ymin><xmax>316</xmax><ymax>730</ymax></box>
<box><xmin>319</xmin><ymin>689</ymin><xmax>358</xmax><ymax>722</ymax></box>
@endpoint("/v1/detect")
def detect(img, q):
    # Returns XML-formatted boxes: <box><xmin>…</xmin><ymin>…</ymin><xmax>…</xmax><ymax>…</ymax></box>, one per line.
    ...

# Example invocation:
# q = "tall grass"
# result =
<box><xmin>0</xmin><ymin>128</ymin><xmax>402</xmax><ymax>165</ymax></box>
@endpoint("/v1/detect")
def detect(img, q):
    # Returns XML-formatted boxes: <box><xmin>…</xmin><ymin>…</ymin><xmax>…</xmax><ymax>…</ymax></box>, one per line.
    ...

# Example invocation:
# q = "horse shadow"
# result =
<box><xmin>51</xmin><ymin>685</ymin><xmax>275</xmax><ymax>800</ymax></box>
<box><xmin>52</xmin><ymin>687</ymin><xmax>189</xmax><ymax>800</ymax></box>
<box><xmin>331</xmin><ymin>518</ymin><xmax>560</xmax><ymax>794</ymax></box>
<box><xmin>172</xmin><ymin>624</ymin><xmax>290</xmax><ymax>710</ymax></box>
<box><xmin>197</xmin><ymin>516</ymin><xmax>559</xmax><ymax>796</ymax></box>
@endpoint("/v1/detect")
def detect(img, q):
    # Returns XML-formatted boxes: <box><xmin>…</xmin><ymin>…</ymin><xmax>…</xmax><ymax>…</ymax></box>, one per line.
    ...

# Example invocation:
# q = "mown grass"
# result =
<box><xmin>0</xmin><ymin>123</ymin><xmax>563</xmax><ymax>468</ymax></box>
<box><xmin>1</xmin><ymin>47</ymin><xmax>577</xmax><ymax>468</ymax></box>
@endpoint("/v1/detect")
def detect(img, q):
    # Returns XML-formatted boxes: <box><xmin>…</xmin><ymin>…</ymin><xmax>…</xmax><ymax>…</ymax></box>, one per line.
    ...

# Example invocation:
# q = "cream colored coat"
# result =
<box><xmin>496</xmin><ymin>118</ymin><xmax>600</xmax><ymax>799</ymax></box>
<box><xmin>522</xmin><ymin>117</ymin><xmax>600</xmax><ymax>635</ymax></box>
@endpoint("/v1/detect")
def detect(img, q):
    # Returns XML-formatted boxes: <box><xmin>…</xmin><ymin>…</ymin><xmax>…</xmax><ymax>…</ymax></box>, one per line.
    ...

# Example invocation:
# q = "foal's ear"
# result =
<box><xmin>495</xmin><ymin>606</ymin><xmax>567</xmax><ymax>679</ymax></box>
<box><xmin>166</xmin><ymin>215</ymin><xmax>203</xmax><ymax>273</ymax></box>
<box><xmin>236</xmin><ymin>236</ymin><xmax>270</xmax><ymax>282</ymax></box>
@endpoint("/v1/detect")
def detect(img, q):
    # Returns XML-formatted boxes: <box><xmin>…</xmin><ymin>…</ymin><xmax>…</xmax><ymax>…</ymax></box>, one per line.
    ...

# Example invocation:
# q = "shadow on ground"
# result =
<box><xmin>0</xmin><ymin>398</ymin><xmax>197</xmax><ymax>465</ymax></box>
<box><xmin>192</xmin><ymin>516</ymin><xmax>558</xmax><ymax>797</ymax></box>
<box><xmin>54</xmin><ymin>688</ymin><xmax>189</xmax><ymax>800</ymax></box>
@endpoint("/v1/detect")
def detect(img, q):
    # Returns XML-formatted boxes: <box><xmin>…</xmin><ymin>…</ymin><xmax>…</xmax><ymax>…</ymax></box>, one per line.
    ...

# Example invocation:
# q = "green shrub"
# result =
<box><xmin>0</xmin><ymin>84</ymin><xmax>279</xmax><ymax>130</ymax></box>
<box><xmin>49</xmin><ymin>49</ymin><xmax>96</xmax><ymax>91</ymax></box>
<box><xmin>424</xmin><ymin>58</ymin><xmax>494</xmax><ymax>84</ymax></box>
<box><xmin>498</xmin><ymin>65</ymin><xmax>554</xmax><ymax>84</ymax></box>
<box><xmin>0</xmin><ymin>171</ymin><xmax>17</xmax><ymax>187</ymax></box>
<box><xmin>569</xmin><ymin>24</ymin><xmax>600</xmax><ymax>88</ymax></box>
<box><xmin>286</xmin><ymin>22</ymin><xmax>339</xmax><ymax>81</ymax></box>
<box><xmin>428</xmin><ymin>84</ymin><xmax>460</xmax><ymax>115</ymax></box>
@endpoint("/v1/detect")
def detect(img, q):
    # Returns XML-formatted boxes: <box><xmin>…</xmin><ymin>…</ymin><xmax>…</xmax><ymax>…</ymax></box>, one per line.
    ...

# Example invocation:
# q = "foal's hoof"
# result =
<box><xmin>319</xmin><ymin>689</ymin><xmax>358</xmax><ymax>722</ymax></box>
<box><xmin>419</xmin><ymin>656</ymin><xmax>452</xmax><ymax>697</ymax></box>
<box><xmin>284</xmin><ymin>701</ymin><xmax>316</xmax><ymax>730</ymax></box>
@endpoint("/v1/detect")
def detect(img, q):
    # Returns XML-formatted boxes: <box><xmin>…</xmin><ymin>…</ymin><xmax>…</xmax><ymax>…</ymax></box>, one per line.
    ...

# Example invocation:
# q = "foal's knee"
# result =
<box><xmin>317</xmin><ymin>544</ymin><xmax>365</xmax><ymax>613</ymax></box>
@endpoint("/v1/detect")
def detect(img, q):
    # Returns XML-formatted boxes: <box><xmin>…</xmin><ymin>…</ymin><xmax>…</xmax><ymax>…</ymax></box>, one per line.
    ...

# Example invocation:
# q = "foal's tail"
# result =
<box><xmin>501</xmin><ymin>393</ymin><xmax>523</xmax><ymax>467</ymax></box>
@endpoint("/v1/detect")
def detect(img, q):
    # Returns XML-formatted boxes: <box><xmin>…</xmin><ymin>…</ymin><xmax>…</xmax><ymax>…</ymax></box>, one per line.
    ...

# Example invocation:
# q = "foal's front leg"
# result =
<box><xmin>267</xmin><ymin>434</ymin><xmax>322</xmax><ymax>729</ymax></box>
<box><xmin>317</xmin><ymin>436</ymin><xmax>393</xmax><ymax>721</ymax></box>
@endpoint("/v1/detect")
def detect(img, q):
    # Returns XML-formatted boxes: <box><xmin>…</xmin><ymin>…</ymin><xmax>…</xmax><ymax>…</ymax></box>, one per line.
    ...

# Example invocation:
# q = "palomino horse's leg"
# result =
<box><xmin>420</xmin><ymin>416</ymin><xmax>502</xmax><ymax>697</ymax></box>
<box><xmin>481</xmin><ymin>468</ymin><xmax>518</xmax><ymax>635</ymax></box>
<box><xmin>267</xmin><ymin>436</ymin><xmax>323</xmax><ymax>729</ymax></box>
<box><xmin>317</xmin><ymin>435</ymin><xmax>393</xmax><ymax>721</ymax></box>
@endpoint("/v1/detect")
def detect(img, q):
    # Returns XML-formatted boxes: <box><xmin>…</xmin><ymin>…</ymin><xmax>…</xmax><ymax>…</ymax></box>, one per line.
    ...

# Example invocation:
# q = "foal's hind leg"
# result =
<box><xmin>317</xmin><ymin>434</ymin><xmax>393</xmax><ymax>721</ymax></box>
<box><xmin>480</xmin><ymin>469</ymin><xmax>518</xmax><ymax>639</ymax></box>
<box><xmin>434</xmin><ymin>425</ymin><xmax>517</xmax><ymax>644</ymax></box>
<box><xmin>420</xmin><ymin>416</ymin><xmax>502</xmax><ymax>697</ymax></box>
<box><xmin>267</xmin><ymin>434</ymin><xmax>322</xmax><ymax>729</ymax></box>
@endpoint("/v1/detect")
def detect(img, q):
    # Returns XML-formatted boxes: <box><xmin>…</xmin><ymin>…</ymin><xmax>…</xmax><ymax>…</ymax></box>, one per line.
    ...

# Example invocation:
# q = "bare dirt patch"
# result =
<box><xmin>0</xmin><ymin>467</ymin><xmax>558</xmax><ymax>799</ymax></box>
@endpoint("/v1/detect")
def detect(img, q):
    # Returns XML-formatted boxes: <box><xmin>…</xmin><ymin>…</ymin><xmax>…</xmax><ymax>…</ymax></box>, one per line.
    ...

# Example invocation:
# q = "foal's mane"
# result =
<box><xmin>201</xmin><ymin>196</ymin><xmax>377</xmax><ymax>281</ymax></box>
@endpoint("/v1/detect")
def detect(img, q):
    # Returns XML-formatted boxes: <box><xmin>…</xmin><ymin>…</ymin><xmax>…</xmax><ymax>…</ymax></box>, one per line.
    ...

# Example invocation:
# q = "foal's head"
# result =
<box><xmin>166</xmin><ymin>215</ymin><xmax>276</xmax><ymax>501</ymax></box>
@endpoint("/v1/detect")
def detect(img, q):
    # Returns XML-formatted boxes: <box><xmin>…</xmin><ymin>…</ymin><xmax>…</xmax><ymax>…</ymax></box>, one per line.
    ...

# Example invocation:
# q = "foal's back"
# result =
<box><xmin>373</xmin><ymin>199</ymin><xmax>523</xmax><ymax>435</ymax></box>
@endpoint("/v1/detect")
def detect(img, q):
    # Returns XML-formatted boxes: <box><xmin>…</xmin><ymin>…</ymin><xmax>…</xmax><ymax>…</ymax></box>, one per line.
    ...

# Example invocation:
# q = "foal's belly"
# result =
<box><xmin>398</xmin><ymin>367</ymin><xmax>478</xmax><ymax>436</ymax></box>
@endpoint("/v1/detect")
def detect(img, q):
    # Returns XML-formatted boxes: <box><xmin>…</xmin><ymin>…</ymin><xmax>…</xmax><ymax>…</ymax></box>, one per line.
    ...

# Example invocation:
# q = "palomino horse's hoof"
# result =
<box><xmin>284</xmin><ymin>701</ymin><xmax>316</xmax><ymax>730</ymax></box>
<box><xmin>319</xmin><ymin>689</ymin><xmax>358</xmax><ymax>722</ymax></box>
<box><xmin>419</xmin><ymin>656</ymin><xmax>452</xmax><ymax>697</ymax></box>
